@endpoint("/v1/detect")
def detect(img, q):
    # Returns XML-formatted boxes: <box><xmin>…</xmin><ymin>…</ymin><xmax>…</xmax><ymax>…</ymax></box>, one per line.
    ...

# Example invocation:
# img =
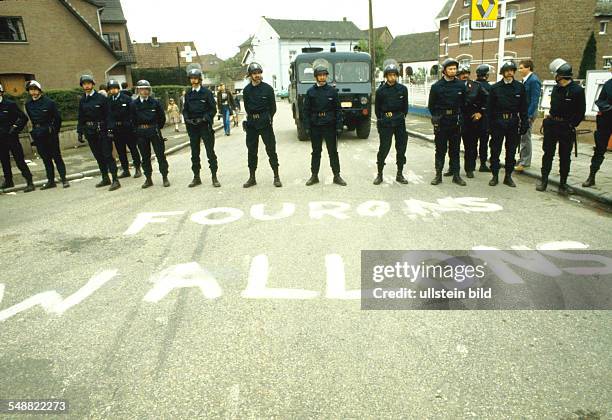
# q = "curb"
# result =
<box><xmin>2</xmin><ymin>124</ymin><xmax>223</xmax><ymax>194</ymax></box>
<box><xmin>406</xmin><ymin>129</ymin><xmax>612</xmax><ymax>207</ymax></box>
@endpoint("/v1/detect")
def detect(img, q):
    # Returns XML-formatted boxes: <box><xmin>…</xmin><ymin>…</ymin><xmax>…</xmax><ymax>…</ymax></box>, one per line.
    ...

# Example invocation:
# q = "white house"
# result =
<box><xmin>385</xmin><ymin>31</ymin><xmax>440</xmax><ymax>84</ymax></box>
<box><xmin>241</xmin><ymin>17</ymin><xmax>365</xmax><ymax>92</ymax></box>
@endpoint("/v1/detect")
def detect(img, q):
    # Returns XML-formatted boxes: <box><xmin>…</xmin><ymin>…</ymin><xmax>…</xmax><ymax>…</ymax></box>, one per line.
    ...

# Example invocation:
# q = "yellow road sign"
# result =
<box><xmin>471</xmin><ymin>0</ymin><xmax>498</xmax><ymax>30</ymax></box>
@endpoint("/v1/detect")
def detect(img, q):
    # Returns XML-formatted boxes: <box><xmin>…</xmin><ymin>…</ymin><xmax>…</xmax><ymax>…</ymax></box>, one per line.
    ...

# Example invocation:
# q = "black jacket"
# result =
<box><xmin>486</xmin><ymin>79</ymin><xmax>528</xmax><ymax>124</ymax></box>
<box><xmin>130</xmin><ymin>97</ymin><xmax>166</xmax><ymax>130</ymax></box>
<box><xmin>0</xmin><ymin>97</ymin><xmax>28</xmax><ymax>136</ymax></box>
<box><xmin>107</xmin><ymin>92</ymin><xmax>133</xmax><ymax>129</ymax></box>
<box><xmin>77</xmin><ymin>91</ymin><xmax>109</xmax><ymax>134</ymax></box>
<box><xmin>182</xmin><ymin>86</ymin><xmax>216</xmax><ymax>124</ymax></box>
<box><xmin>375</xmin><ymin>82</ymin><xmax>408</xmax><ymax>127</ymax></box>
<box><xmin>25</xmin><ymin>95</ymin><xmax>62</xmax><ymax>136</ymax></box>
<box><xmin>243</xmin><ymin>81</ymin><xmax>276</xmax><ymax>129</ymax></box>
<box><xmin>302</xmin><ymin>83</ymin><xmax>343</xmax><ymax>130</ymax></box>
<box><xmin>596</xmin><ymin>78</ymin><xmax>612</xmax><ymax>126</ymax></box>
<box><xmin>463</xmin><ymin>79</ymin><xmax>489</xmax><ymax>117</ymax></box>
<box><xmin>549</xmin><ymin>80</ymin><xmax>586</xmax><ymax>128</ymax></box>
<box><xmin>428</xmin><ymin>77</ymin><xmax>467</xmax><ymax>117</ymax></box>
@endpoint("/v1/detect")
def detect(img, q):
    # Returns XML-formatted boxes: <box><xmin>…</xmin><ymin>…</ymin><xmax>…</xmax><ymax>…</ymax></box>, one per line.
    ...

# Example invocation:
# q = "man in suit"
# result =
<box><xmin>515</xmin><ymin>60</ymin><xmax>541</xmax><ymax>172</ymax></box>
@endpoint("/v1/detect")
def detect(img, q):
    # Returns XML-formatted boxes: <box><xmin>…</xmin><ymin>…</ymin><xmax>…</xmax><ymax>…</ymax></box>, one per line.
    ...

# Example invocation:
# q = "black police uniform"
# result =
<box><xmin>302</xmin><ymin>83</ymin><xmax>343</xmax><ymax>176</ymax></box>
<box><xmin>242</xmin><ymin>81</ymin><xmax>279</xmax><ymax>173</ymax></box>
<box><xmin>130</xmin><ymin>96</ymin><xmax>167</xmax><ymax>178</ymax></box>
<box><xmin>427</xmin><ymin>77</ymin><xmax>466</xmax><ymax>175</ymax></box>
<box><xmin>589</xmin><ymin>78</ymin><xmax>612</xmax><ymax>178</ymax></box>
<box><xmin>462</xmin><ymin>78</ymin><xmax>489</xmax><ymax>173</ymax></box>
<box><xmin>375</xmin><ymin>81</ymin><xmax>409</xmax><ymax>172</ymax></box>
<box><xmin>77</xmin><ymin>91</ymin><xmax>118</xmax><ymax>181</ymax></box>
<box><xmin>182</xmin><ymin>86</ymin><xmax>217</xmax><ymax>178</ymax></box>
<box><xmin>25</xmin><ymin>95</ymin><xmax>66</xmax><ymax>184</ymax></box>
<box><xmin>0</xmin><ymin>97</ymin><xmax>32</xmax><ymax>187</ymax></box>
<box><xmin>475</xmin><ymin>77</ymin><xmax>492</xmax><ymax>167</ymax></box>
<box><xmin>486</xmin><ymin>79</ymin><xmax>528</xmax><ymax>178</ymax></box>
<box><xmin>107</xmin><ymin>92</ymin><xmax>141</xmax><ymax>173</ymax></box>
<box><xmin>541</xmin><ymin>80</ymin><xmax>586</xmax><ymax>185</ymax></box>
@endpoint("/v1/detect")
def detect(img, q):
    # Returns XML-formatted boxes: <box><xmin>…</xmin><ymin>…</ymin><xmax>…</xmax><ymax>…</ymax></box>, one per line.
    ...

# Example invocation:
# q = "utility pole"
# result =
<box><xmin>496</xmin><ymin>0</ymin><xmax>507</xmax><ymax>81</ymax></box>
<box><xmin>176</xmin><ymin>47</ymin><xmax>182</xmax><ymax>84</ymax></box>
<box><xmin>369</xmin><ymin>0</ymin><xmax>375</xmax><ymax>94</ymax></box>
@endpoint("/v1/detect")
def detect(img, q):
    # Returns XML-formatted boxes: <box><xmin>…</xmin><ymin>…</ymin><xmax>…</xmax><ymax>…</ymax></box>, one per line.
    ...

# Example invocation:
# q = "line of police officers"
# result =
<box><xmin>1</xmin><ymin>57</ymin><xmax>609</xmax><ymax>194</ymax></box>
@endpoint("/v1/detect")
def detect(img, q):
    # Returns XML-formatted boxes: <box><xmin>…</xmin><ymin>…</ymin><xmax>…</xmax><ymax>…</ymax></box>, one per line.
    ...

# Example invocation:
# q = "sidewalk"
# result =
<box><xmin>405</xmin><ymin>113</ymin><xmax>612</xmax><ymax>207</ymax></box>
<box><xmin>1</xmin><ymin>122</ymin><xmax>224</xmax><ymax>193</ymax></box>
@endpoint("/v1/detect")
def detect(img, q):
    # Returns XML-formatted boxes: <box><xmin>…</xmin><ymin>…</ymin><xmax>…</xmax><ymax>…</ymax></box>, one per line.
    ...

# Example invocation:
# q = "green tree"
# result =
<box><xmin>209</xmin><ymin>56</ymin><xmax>246</xmax><ymax>86</ymax></box>
<box><xmin>357</xmin><ymin>39</ymin><xmax>386</xmax><ymax>69</ymax></box>
<box><xmin>579</xmin><ymin>31</ymin><xmax>597</xmax><ymax>79</ymax></box>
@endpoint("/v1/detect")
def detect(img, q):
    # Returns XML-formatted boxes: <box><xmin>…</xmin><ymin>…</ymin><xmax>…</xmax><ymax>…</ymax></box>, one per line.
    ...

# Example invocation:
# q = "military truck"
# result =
<box><xmin>289</xmin><ymin>48</ymin><xmax>372</xmax><ymax>141</ymax></box>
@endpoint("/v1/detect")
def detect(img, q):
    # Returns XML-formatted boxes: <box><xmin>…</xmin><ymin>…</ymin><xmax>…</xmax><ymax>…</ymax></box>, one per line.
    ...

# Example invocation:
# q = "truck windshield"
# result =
<box><xmin>334</xmin><ymin>62</ymin><xmax>370</xmax><ymax>83</ymax></box>
<box><xmin>298</xmin><ymin>62</ymin><xmax>334</xmax><ymax>83</ymax></box>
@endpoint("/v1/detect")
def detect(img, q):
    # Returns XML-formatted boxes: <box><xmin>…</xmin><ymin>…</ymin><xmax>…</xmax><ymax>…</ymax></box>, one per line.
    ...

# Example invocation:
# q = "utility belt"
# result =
<box><xmin>32</xmin><ymin>123</ymin><xmax>50</xmax><ymax>129</ymax></box>
<box><xmin>495</xmin><ymin>113</ymin><xmax>519</xmax><ymax>120</ymax></box>
<box><xmin>114</xmin><ymin>121</ymin><xmax>130</xmax><ymax>127</ymax></box>
<box><xmin>248</xmin><ymin>112</ymin><xmax>269</xmax><ymax>120</ymax></box>
<box><xmin>136</xmin><ymin>123</ymin><xmax>156</xmax><ymax>129</ymax></box>
<box><xmin>312</xmin><ymin>111</ymin><xmax>334</xmax><ymax>118</ymax></box>
<box><xmin>382</xmin><ymin>111</ymin><xmax>404</xmax><ymax>118</ymax></box>
<box><xmin>548</xmin><ymin>115</ymin><xmax>569</xmax><ymax>123</ymax></box>
<box><xmin>186</xmin><ymin>117</ymin><xmax>208</xmax><ymax>125</ymax></box>
<box><xmin>84</xmin><ymin>121</ymin><xmax>103</xmax><ymax>127</ymax></box>
<box><xmin>440</xmin><ymin>109</ymin><xmax>457</xmax><ymax>116</ymax></box>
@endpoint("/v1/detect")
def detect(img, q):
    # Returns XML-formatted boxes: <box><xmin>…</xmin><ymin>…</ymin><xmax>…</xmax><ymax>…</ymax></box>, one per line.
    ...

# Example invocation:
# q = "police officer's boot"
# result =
<box><xmin>536</xmin><ymin>176</ymin><xmax>548</xmax><ymax>192</ymax></box>
<box><xmin>243</xmin><ymin>169</ymin><xmax>257</xmax><ymax>188</ymax></box>
<box><xmin>430</xmin><ymin>171</ymin><xmax>442</xmax><ymax>185</ymax></box>
<box><xmin>273</xmin><ymin>168</ymin><xmax>282</xmax><ymax>188</ymax></box>
<box><xmin>479</xmin><ymin>162</ymin><xmax>491</xmax><ymax>172</ymax></box>
<box><xmin>396</xmin><ymin>165</ymin><xmax>408</xmax><ymax>185</ymax></box>
<box><xmin>141</xmin><ymin>176</ymin><xmax>153</xmax><ymax>189</ymax></box>
<box><xmin>466</xmin><ymin>170</ymin><xmax>474</xmax><ymax>179</ymax></box>
<box><xmin>62</xmin><ymin>178</ymin><xmax>70</xmax><ymax>188</ymax></box>
<box><xmin>582</xmin><ymin>171</ymin><xmax>596</xmax><ymax>188</ymax></box>
<box><xmin>373</xmin><ymin>164</ymin><xmax>384</xmax><ymax>185</ymax></box>
<box><xmin>96</xmin><ymin>174</ymin><xmax>111</xmax><ymax>188</ymax></box>
<box><xmin>163</xmin><ymin>176</ymin><xmax>171</xmax><ymax>188</ymax></box>
<box><xmin>558</xmin><ymin>175</ymin><xmax>574</xmax><ymax>195</ymax></box>
<box><xmin>443</xmin><ymin>169</ymin><xmax>453</xmax><ymax>177</ymax></box>
<box><xmin>489</xmin><ymin>172</ymin><xmax>499</xmax><ymax>186</ymax></box>
<box><xmin>211</xmin><ymin>171</ymin><xmax>221</xmax><ymax>188</ymax></box>
<box><xmin>306</xmin><ymin>173</ymin><xmax>319</xmax><ymax>186</ymax></box>
<box><xmin>1</xmin><ymin>179</ymin><xmax>14</xmax><ymax>189</ymax></box>
<box><xmin>452</xmin><ymin>173</ymin><xmax>467</xmax><ymax>186</ymax></box>
<box><xmin>118</xmin><ymin>168</ymin><xmax>131</xmax><ymax>178</ymax></box>
<box><xmin>333</xmin><ymin>174</ymin><xmax>347</xmax><ymax>186</ymax></box>
<box><xmin>23</xmin><ymin>179</ymin><xmax>35</xmax><ymax>193</ymax></box>
<box><xmin>41</xmin><ymin>181</ymin><xmax>57</xmax><ymax>190</ymax></box>
<box><xmin>108</xmin><ymin>176</ymin><xmax>121</xmax><ymax>191</ymax></box>
<box><xmin>503</xmin><ymin>174</ymin><xmax>516</xmax><ymax>188</ymax></box>
<box><xmin>133</xmin><ymin>166</ymin><xmax>142</xmax><ymax>179</ymax></box>
<box><xmin>188</xmin><ymin>174</ymin><xmax>202</xmax><ymax>188</ymax></box>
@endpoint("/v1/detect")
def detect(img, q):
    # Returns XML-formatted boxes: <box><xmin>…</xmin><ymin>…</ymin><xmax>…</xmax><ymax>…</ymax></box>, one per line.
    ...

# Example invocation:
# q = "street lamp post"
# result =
<box><xmin>369</xmin><ymin>0</ymin><xmax>375</xmax><ymax>94</ymax></box>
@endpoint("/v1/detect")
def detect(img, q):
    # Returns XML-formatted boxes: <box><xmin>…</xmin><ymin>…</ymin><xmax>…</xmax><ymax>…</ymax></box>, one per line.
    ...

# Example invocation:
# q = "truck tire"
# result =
<box><xmin>297</xmin><ymin>120</ymin><xmax>309</xmax><ymax>141</ymax></box>
<box><xmin>356</xmin><ymin>119</ymin><xmax>371</xmax><ymax>139</ymax></box>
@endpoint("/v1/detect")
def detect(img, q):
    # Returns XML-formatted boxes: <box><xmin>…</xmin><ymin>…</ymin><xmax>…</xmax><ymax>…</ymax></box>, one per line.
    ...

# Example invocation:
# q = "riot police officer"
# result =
<box><xmin>536</xmin><ymin>59</ymin><xmax>586</xmax><ymax>194</ymax></box>
<box><xmin>427</xmin><ymin>57</ymin><xmax>467</xmax><ymax>186</ymax></box>
<box><xmin>302</xmin><ymin>63</ymin><xmax>346</xmax><ymax>186</ymax></box>
<box><xmin>0</xmin><ymin>83</ymin><xmax>34</xmax><ymax>192</ymax></box>
<box><xmin>583</xmin><ymin>71</ymin><xmax>611</xmax><ymax>188</ymax></box>
<box><xmin>77</xmin><ymin>74</ymin><xmax>121</xmax><ymax>191</ymax></box>
<box><xmin>457</xmin><ymin>65</ymin><xmax>488</xmax><ymax>178</ymax></box>
<box><xmin>182</xmin><ymin>68</ymin><xmax>219</xmax><ymax>188</ymax></box>
<box><xmin>374</xmin><ymin>60</ymin><xmax>409</xmax><ymax>185</ymax></box>
<box><xmin>25</xmin><ymin>80</ymin><xmax>69</xmax><ymax>189</ymax></box>
<box><xmin>475</xmin><ymin>64</ymin><xmax>492</xmax><ymax>172</ymax></box>
<box><xmin>486</xmin><ymin>60</ymin><xmax>528</xmax><ymax>188</ymax></box>
<box><xmin>107</xmin><ymin>79</ymin><xmax>142</xmax><ymax>179</ymax></box>
<box><xmin>242</xmin><ymin>62</ymin><xmax>282</xmax><ymax>188</ymax></box>
<box><xmin>130</xmin><ymin>80</ymin><xmax>169</xmax><ymax>188</ymax></box>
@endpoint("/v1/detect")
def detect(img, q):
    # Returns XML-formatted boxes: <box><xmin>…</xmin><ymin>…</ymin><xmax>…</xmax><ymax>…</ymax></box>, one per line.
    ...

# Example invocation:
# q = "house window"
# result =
<box><xmin>600</xmin><ymin>21</ymin><xmax>608</xmax><ymax>35</ymax></box>
<box><xmin>444</xmin><ymin>38</ymin><xmax>449</xmax><ymax>56</ymax></box>
<box><xmin>103</xmin><ymin>32</ymin><xmax>122</xmax><ymax>51</ymax></box>
<box><xmin>0</xmin><ymin>16</ymin><xmax>27</xmax><ymax>42</ymax></box>
<box><xmin>459</xmin><ymin>19</ymin><xmax>471</xmax><ymax>43</ymax></box>
<box><xmin>459</xmin><ymin>58</ymin><xmax>471</xmax><ymax>68</ymax></box>
<box><xmin>289</xmin><ymin>50</ymin><xmax>297</xmax><ymax>61</ymax></box>
<box><xmin>604</xmin><ymin>57</ymin><xmax>612</xmax><ymax>69</ymax></box>
<box><xmin>505</xmin><ymin>9</ymin><xmax>517</xmax><ymax>37</ymax></box>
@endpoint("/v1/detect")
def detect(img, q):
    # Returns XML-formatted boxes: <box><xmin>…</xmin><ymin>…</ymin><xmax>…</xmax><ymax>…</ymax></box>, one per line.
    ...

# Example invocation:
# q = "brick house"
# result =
<box><xmin>361</xmin><ymin>26</ymin><xmax>394</xmax><ymax>50</ymax></box>
<box><xmin>0</xmin><ymin>0</ymin><xmax>136</xmax><ymax>94</ymax></box>
<box><xmin>132</xmin><ymin>37</ymin><xmax>200</xmax><ymax>70</ymax></box>
<box><xmin>436</xmin><ymin>0</ymin><xmax>611</xmax><ymax>81</ymax></box>
<box><xmin>385</xmin><ymin>31</ymin><xmax>439</xmax><ymax>81</ymax></box>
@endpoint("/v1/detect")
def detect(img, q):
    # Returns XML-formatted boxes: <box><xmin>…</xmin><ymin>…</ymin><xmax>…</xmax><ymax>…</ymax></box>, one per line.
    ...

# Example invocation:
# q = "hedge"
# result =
<box><xmin>4</xmin><ymin>85</ymin><xmax>189</xmax><ymax>123</ymax></box>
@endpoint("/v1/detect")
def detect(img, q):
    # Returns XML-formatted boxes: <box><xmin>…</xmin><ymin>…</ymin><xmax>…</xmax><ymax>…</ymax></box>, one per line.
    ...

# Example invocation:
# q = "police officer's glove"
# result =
<box><xmin>376</xmin><ymin>120</ymin><xmax>382</xmax><ymax>131</ymax></box>
<box><xmin>7</xmin><ymin>125</ymin><xmax>18</xmax><ymax>136</ymax></box>
<box><xmin>336</xmin><ymin>128</ymin><xmax>343</xmax><ymax>135</ymax></box>
<box><xmin>217</xmin><ymin>114</ymin><xmax>222</xmax><ymax>120</ymax></box>
<box><xmin>77</xmin><ymin>133</ymin><xmax>85</xmax><ymax>143</ymax></box>
<box><xmin>519</xmin><ymin>124</ymin><xmax>529</xmax><ymax>136</ymax></box>
<box><xmin>242</xmin><ymin>121</ymin><xmax>248</xmax><ymax>132</ymax></box>
<box><xmin>305</xmin><ymin>128</ymin><xmax>310</xmax><ymax>137</ymax></box>
<box><xmin>107</xmin><ymin>129</ymin><xmax>114</xmax><ymax>139</ymax></box>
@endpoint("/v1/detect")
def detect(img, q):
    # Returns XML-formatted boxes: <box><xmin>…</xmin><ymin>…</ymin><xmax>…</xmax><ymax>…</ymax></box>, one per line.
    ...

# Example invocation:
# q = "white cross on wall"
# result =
<box><xmin>180</xmin><ymin>45</ymin><xmax>197</xmax><ymax>63</ymax></box>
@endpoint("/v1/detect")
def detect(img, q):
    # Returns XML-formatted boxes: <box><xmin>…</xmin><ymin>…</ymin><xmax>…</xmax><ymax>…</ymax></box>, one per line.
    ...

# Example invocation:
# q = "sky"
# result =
<box><xmin>121</xmin><ymin>0</ymin><xmax>448</xmax><ymax>60</ymax></box>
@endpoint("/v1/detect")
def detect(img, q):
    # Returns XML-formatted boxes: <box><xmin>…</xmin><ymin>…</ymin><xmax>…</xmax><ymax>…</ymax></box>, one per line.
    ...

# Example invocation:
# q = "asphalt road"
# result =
<box><xmin>1</xmin><ymin>102</ymin><xmax>611</xmax><ymax>419</ymax></box>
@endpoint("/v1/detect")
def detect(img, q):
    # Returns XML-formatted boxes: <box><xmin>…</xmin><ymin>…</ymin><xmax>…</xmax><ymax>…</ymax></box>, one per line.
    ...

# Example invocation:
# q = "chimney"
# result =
<box><xmin>342</xmin><ymin>17</ymin><xmax>347</xmax><ymax>22</ymax></box>
<box><xmin>151</xmin><ymin>36</ymin><xmax>158</xmax><ymax>46</ymax></box>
